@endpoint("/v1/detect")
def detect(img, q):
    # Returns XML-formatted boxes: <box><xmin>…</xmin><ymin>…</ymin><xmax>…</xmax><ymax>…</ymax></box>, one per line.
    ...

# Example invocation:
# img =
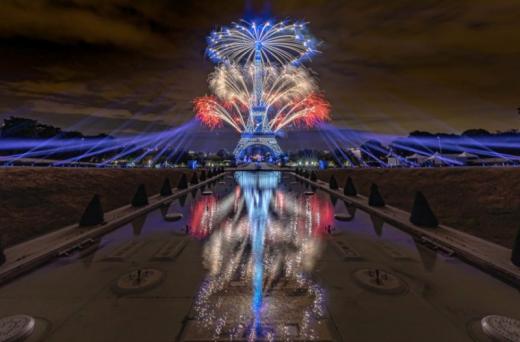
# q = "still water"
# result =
<box><xmin>0</xmin><ymin>171</ymin><xmax>519</xmax><ymax>342</ymax></box>
<box><xmin>188</xmin><ymin>171</ymin><xmax>331</xmax><ymax>340</ymax></box>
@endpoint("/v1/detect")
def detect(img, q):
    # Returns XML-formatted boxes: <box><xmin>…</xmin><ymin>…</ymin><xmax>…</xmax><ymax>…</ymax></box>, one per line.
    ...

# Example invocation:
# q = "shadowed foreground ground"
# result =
<box><xmin>317</xmin><ymin>167</ymin><xmax>520</xmax><ymax>249</ymax></box>
<box><xmin>0</xmin><ymin>167</ymin><xmax>191</xmax><ymax>248</ymax></box>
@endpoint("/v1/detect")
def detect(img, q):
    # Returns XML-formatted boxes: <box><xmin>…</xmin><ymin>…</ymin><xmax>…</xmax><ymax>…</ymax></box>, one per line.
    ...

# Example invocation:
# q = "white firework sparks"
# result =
<box><xmin>207</xmin><ymin>20</ymin><xmax>317</xmax><ymax>66</ymax></box>
<box><xmin>209</xmin><ymin>63</ymin><xmax>317</xmax><ymax>108</ymax></box>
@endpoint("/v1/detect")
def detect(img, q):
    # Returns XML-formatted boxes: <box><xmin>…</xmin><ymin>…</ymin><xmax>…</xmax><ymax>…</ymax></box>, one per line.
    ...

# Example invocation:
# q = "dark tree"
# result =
<box><xmin>462</xmin><ymin>129</ymin><xmax>491</xmax><ymax>136</ymax></box>
<box><xmin>200</xmin><ymin>170</ymin><xmax>207</xmax><ymax>181</ymax></box>
<box><xmin>79</xmin><ymin>194</ymin><xmax>104</xmax><ymax>226</ymax></box>
<box><xmin>160</xmin><ymin>178</ymin><xmax>172</xmax><ymax>196</ymax></box>
<box><xmin>512</xmin><ymin>227</ymin><xmax>520</xmax><ymax>267</ymax></box>
<box><xmin>409</xmin><ymin>191</ymin><xmax>438</xmax><ymax>227</ymax></box>
<box><xmin>177</xmin><ymin>174</ymin><xmax>188</xmax><ymax>189</ymax></box>
<box><xmin>343</xmin><ymin>177</ymin><xmax>357</xmax><ymax>196</ymax></box>
<box><xmin>0</xmin><ymin>237</ymin><xmax>6</xmax><ymax>266</ymax></box>
<box><xmin>1</xmin><ymin>117</ymin><xmax>38</xmax><ymax>138</ymax></box>
<box><xmin>409</xmin><ymin>131</ymin><xmax>435</xmax><ymax>137</ymax></box>
<box><xmin>368</xmin><ymin>184</ymin><xmax>385</xmax><ymax>207</ymax></box>
<box><xmin>131</xmin><ymin>184</ymin><xmax>148</xmax><ymax>207</ymax></box>
<box><xmin>190</xmin><ymin>172</ymin><xmax>199</xmax><ymax>184</ymax></box>
<box><xmin>329</xmin><ymin>175</ymin><xmax>338</xmax><ymax>190</ymax></box>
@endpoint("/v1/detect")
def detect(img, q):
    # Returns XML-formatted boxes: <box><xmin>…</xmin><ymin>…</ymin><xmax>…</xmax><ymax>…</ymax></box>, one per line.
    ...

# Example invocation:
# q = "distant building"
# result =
<box><xmin>405</xmin><ymin>151</ymin><xmax>507</xmax><ymax>167</ymax></box>
<box><xmin>348</xmin><ymin>148</ymin><xmax>362</xmax><ymax>160</ymax></box>
<box><xmin>405</xmin><ymin>153</ymin><xmax>429</xmax><ymax>165</ymax></box>
<box><xmin>387</xmin><ymin>156</ymin><xmax>401</xmax><ymax>167</ymax></box>
<box><xmin>457</xmin><ymin>151</ymin><xmax>479</xmax><ymax>162</ymax></box>
<box><xmin>423</xmin><ymin>153</ymin><xmax>462</xmax><ymax>166</ymax></box>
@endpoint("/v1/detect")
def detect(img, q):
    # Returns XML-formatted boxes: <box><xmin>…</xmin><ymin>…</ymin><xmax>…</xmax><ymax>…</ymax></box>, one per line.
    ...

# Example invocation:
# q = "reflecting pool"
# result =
<box><xmin>1</xmin><ymin>171</ymin><xmax>520</xmax><ymax>341</ymax></box>
<box><xmin>190</xmin><ymin>172</ymin><xmax>332</xmax><ymax>340</ymax></box>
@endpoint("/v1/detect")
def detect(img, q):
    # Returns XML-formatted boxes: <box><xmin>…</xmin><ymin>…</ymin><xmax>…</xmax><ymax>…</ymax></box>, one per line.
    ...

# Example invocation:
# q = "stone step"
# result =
<box><xmin>102</xmin><ymin>241</ymin><xmax>146</xmax><ymax>261</ymax></box>
<box><xmin>151</xmin><ymin>239</ymin><xmax>187</xmax><ymax>261</ymax></box>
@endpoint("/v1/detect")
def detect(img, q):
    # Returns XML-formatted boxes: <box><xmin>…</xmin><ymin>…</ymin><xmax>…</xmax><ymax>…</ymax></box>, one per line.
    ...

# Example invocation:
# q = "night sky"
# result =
<box><xmin>0</xmin><ymin>0</ymin><xmax>519</xmax><ymax>150</ymax></box>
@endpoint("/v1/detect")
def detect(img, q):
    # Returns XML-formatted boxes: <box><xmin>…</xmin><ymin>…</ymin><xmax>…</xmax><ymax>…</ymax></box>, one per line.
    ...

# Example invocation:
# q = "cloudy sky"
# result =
<box><xmin>0</xmin><ymin>0</ymin><xmax>519</xmax><ymax>149</ymax></box>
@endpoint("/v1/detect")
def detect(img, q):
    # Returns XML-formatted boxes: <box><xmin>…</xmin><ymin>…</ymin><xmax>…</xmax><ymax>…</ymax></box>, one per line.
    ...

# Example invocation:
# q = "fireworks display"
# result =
<box><xmin>206</xmin><ymin>20</ymin><xmax>317</xmax><ymax>66</ymax></box>
<box><xmin>194</xmin><ymin>20</ymin><xmax>330</xmax><ymax>133</ymax></box>
<box><xmin>209</xmin><ymin>63</ymin><xmax>316</xmax><ymax>108</ymax></box>
<box><xmin>194</xmin><ymin>95</ymin><xmax>246</xmax><ymax>131</ymax></box>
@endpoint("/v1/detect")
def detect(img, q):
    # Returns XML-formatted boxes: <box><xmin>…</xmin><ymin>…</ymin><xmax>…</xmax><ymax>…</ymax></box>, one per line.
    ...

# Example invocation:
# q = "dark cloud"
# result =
<box><xmin>0</xmin><ymin>0</ymin><xmax>518</xmax><ymax>146</ymax></box>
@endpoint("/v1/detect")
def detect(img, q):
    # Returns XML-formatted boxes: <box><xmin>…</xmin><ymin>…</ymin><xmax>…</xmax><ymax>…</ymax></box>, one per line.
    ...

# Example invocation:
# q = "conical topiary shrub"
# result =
<box><xmin>368</xmin><ymin>184</ymin><xmax>385</xmax><ymax>207</ymax></box>
<box><xmin>79</xmin><ymin>194</ymin><xmax>104</xmax><ymax>226</ymax></box>
<box><xmin>190</xmin><ymin>172</ymin><xmax>199</xmax><ymax>185</ymax></box>
<box><xmin>410</xmin><ymin>191</ymin><xmax>438</xmax><ymax>227</ymax></box>
<box><xmin>0</xmin><ymin>237</ymin><xmax>6</xmax><ymax>266</ymax></box>
<box><xmin>177</xmin><ymin>174</ymin><xmax>188</xmax><ymax>189</ymax></box>
<box><xmin>329</xmin><ymin>175</ymin><xmax>338</xmax><ymax>190</ymax></box>
<box><xmin>310</xmin><ymin>171</ymin><xmax>317</xmax><ymax>182</ymax></box>
<box><xmin>343</xmin><ymin>177</ymin><xmax>357</xmax><ymax>196</ymax></box>
<box><xmin>512</xmin><ymin>227</ymin><xmax>520</xmax><ymax>267</ymax></box>
<box><xmin>160</xmin><ymin>178</ymin><xmax>172</xmax><ymax>197</ymax></box>
<box><xmin>131</xmin><ymin>184</ymin><xmax>148</xmax><ymax>207</ymax></box>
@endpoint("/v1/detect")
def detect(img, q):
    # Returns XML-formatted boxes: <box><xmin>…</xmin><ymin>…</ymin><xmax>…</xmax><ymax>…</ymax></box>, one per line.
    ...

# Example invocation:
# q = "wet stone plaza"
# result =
<box><xmin>1</xmin><ymin>171</ymin><xmax>520</xmax><ymax>341</ymax></box>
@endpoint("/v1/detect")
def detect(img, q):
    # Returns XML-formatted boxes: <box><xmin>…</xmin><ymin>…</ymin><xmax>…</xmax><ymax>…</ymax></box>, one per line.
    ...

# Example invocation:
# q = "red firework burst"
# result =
<box><xmin>292</xmin><ymin>93</ymin><xmax>331</xmax><ymax>127</ymax></box>
<box><xmin>271</xmin><ymin>93</ymin><xmax>331</xmax><ymax>130</ymax></box>
<box><xmin>193</xmin><ymin>96</ymin><xmax>223</xmax><ymax>129</ymax></box>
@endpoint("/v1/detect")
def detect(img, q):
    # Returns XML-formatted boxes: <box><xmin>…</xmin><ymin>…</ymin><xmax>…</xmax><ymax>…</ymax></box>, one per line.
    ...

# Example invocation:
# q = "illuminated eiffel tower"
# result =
<box><xmin>233</xmin><ymin>46</ymin><xmax>283</xmax><ymax>162</ymax></box>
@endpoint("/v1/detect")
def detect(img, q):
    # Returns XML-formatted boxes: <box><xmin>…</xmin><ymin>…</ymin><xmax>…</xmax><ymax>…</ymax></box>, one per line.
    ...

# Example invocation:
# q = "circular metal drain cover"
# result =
<box><xmin>113</xmin><ymin>268</ymin><xmax>164</xmax><ymax>294</ymax></box>
<box><xmin>481</xmin><ymin>315</ymin><xmax>520</xmax><ymax>342</ymax></box>
<box><xmin>352</xmin><ymin>268</ymin><xmax>407</xmax><ymax>295</ymax></box>
<box><xmin>0</xmin><ymin>315</ymin><xmax>35</xmax><ymax>342</ymax></box>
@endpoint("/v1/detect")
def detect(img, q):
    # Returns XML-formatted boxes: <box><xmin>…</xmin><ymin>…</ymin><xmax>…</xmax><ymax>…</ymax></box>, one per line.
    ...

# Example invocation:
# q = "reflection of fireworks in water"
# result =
<box><xmin>189</xmin><ymin>195</ymin><xmax>217</xmax><ymax>239</ymax></box>
<box><xmin>189</xmin><ymin>185</ymin><xmax>243</xmax><ymax>239</ymax></box>
<box><xmin>194</xmin><ymin>218</ymin><xmax>328</xmax><ymax>340</ymax></box>
<box><xmin>300</xmin><ymin>192</ymin><xmax>335</xmax><ymax>237</ymax></box>
<box><xmin>192</xmin><ymin>172</ymin><xmax>333</xmax><ymax>340</ymax></box>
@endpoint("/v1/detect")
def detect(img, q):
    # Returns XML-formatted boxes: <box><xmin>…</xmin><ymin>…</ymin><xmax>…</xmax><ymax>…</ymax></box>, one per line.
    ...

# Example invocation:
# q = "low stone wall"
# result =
<box><xmin>0</xmin><ymin>167</ymin><xmax>193</xmax><ymax>247</ymax></box>
<box><xmin>316</xmin><ymin>167</ymin><xmax>520</xmax><ymax>249</ymax></box>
